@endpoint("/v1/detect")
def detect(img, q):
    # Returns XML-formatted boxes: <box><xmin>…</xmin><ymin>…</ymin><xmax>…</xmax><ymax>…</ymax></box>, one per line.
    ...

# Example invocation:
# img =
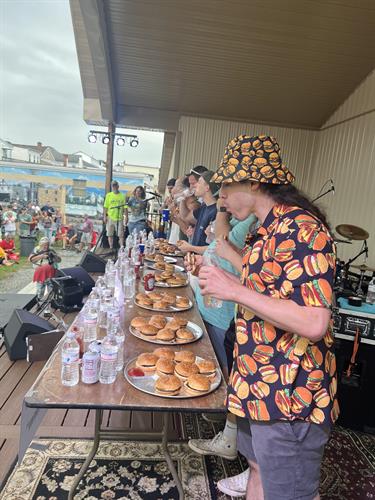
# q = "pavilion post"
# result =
<box><xmin>105</xmin><ymin>122</ymin><xmax>115</xmax><ymax>194</ymax></box>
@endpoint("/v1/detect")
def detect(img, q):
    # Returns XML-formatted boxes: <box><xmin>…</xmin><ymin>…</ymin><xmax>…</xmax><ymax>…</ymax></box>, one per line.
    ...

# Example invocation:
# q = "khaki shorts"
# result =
<box><xmin>237</xmin><ymin>417</ymin><xmax>330</xmax><ymax>500</ymax></box>
<box><xmin>106</xmin><ymin>219</ymin><xmax>124</xmax><ymax>237</ymax></box>
<box><xmin>81</xmin><ymin>232</ymin><xmax>92</xmax><ymax>244</ymax></box>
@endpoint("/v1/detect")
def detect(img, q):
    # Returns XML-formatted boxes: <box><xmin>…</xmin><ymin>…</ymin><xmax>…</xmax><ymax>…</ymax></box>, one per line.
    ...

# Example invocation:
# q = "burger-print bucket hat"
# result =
<box><xmin>211</xmin><ymin>134</ymin><xmax>295</xmax><ymax>185</ymax></box>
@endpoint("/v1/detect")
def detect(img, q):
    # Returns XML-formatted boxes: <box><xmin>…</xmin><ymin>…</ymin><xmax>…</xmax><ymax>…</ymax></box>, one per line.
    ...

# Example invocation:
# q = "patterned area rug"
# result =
<box><xmin>0</xmin><ymin>439</ymin><xmax>211</xmax><ymax>500</ymax></box>
<box><xmin>1</xmin><ymin>415</ymin><xmax>374</xmax><ymax>499</ymax></box>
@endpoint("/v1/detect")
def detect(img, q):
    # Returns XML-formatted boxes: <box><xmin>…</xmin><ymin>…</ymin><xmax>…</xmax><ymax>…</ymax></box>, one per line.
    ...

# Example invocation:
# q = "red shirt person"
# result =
<box><xmin>0</xmin><ymin>233</ymin><xmax>19</xmax><ymax>261</ymax></box>
<box><xmin>199</xmin><ymin>135</ymin><xmax>338</xmax><ymax>500</ymax></box>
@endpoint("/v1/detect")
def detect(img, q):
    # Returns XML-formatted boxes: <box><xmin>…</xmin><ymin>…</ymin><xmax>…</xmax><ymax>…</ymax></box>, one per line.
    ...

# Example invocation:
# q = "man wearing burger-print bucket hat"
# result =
<box><xmin>197</xmin><ymin>135</ymin><xmax>338</xmax><ymax>500</ymax></box>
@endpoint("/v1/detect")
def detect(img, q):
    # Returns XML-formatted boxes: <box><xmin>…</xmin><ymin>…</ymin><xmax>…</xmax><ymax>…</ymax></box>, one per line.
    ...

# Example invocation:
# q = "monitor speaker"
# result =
<box><xmin>78</xmin><ymin>251</ymin><xmax>106</xmax><ymax>273</ymax></box>
<box><xmin>57</xmin><ymin>266</ymin><xmax>95</xmax><ymax>295</ymax></box>
<box><xmin>4</xmin><ymin>309</ymin><xmax>53</xmax><ymax>360</ymax></box>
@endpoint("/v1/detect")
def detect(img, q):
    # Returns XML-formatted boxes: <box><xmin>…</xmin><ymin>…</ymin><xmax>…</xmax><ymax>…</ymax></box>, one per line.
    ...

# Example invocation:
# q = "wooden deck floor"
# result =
<box><xmin>0</xmin><ymin>309</ymin><xmax>182</xmax><ymax>489</ymax></box>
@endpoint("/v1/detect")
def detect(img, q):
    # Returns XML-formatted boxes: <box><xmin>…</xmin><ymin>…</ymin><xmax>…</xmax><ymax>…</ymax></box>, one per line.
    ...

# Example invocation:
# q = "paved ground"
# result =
<box><xmin>0</xmin><ymin>249</ymin><xmax>83</xmax><ymax>294</ymax></box>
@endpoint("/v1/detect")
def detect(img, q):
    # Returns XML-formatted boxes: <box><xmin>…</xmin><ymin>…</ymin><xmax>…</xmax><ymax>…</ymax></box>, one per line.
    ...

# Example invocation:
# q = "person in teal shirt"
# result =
<box><xmin>192</xmin><ymin>214</ymin><xmax>257</xmax><ymax>370</ymax></box>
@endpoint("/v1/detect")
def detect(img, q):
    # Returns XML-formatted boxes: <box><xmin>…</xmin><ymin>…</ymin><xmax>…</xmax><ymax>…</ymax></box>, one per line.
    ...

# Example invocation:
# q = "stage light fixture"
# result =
<box><xmin>88</xmin><ymin>133</ymin><xmax>97</xmax><ymax>143</ymax></box>
<box><xmin>130</xmin><ymin>138</ymin><xmax>139</xmax><ymax>148</ymax></box>
<box><xmin>116</xmin><ymin>136</ymin><xmax>125</xmax><ymax>146</ymax></box>
<box><xmin>102</xmin><ymin>135</ymin><xmax>110</xmax><ymax>145</ymax></box>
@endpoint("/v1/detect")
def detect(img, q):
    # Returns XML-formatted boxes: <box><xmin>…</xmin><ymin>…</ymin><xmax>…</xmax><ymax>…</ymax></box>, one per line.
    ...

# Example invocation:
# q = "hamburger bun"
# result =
<box><xmin>197</xmin><ymin>359</ymin><xmax>216</xmax><ymax>377</ymax></box>
<box><xmin>156</xmin><ymin>358</ymin><xmax>175</xmax><ymax>376</ymax></box>
<box><xmin>175</xmin><ymin>296</ymin><xmax>190</xmax><ymax>308</ymax></box>
<box><xmin>153</xmin><ymin>300</ymin><xmax>169</xmax><ymax>310</ymax></box>
<box><xmin>175</xmin><ymin>318</ymin><xmax>188</xmax><ymax>327</ymax></box>
<box><xmin>155</xmin><ymin>375</ymin><xmax>182</xmax><ymax>396</ymax></box>
<box><xmin>139</xmin><ymin>324</ymin><xmax>159</xmax><ymax>337</ymax></box>
<box><xmin>161</xmin><ymin>293</ymin><xmax>176</xmax><ymax>305</ymax></box>
<box><xmin>174</xmin><ymin>350</ymin><xmax>195</xmax><ymax>364</ymax></box>
<box><xmin>149</xmin><ymin>315</ymin><xmax>167</xmax><ymax>329</ymax></box>
<box><xmin>175</xmin><ymin>361</ymin><xmax>199</xmax><ymax>380</ymax></box>
<box><xmin>148</xmin><ymin>292</ymin><xmax>163</xmax><ymax>301</ymax></box>
<box><xmin>153</xmin><ymin>347</ymin><xmax>175</xmax><ymax>360</ymax></box>
<box><xmin>156</xmin><ymin>328</ymin><xmax>176</xmax><ymax>341</ymax></box>
<box><xmin>167</xmin><ymin>318</ymin><xmax>182</xmax><ymax>331</ymax></box>
<box><xmin>136</xmin><ymin>353</ymin><xmax>159</xmax><ymax>372</ymax></box>
<box><xmin>176</xmin><ymin>327</ymin><xmax>195</xmax><ymax>341</ymax></box>
<box><xmin>130</xmin><ymin>317</ymin><xmax>148</xmax><ymax>329</ymax></box>
<box><xmin>137</xmin><ymin>296</ymin><xmax>153</xmax><ymax>307</ymax></box>
<box><xmin>185</xmin><ymin>374</ymin><xmax>211</xmax><ymax>395</ymax></box>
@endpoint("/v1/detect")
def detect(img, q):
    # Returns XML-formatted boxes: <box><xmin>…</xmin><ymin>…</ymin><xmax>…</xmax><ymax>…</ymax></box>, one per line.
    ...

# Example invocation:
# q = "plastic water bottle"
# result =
<box><xmin>99</xmin><ymin>331</ymin><xmax>119</xmax><ymax>384</ymax></box>
<box><xmin>83</xmin><ymin>310</ymin><xmax>97</xmax><ymax>345</ymax></box>
<box><xmin>112</xmin><ymin>325</ymin><xmax>125</xmax><ymax>372</ymax></box>
<box><xmin>366</xmin><ymin>277</ymin><xmax>375</xmax><ymax>305</ymax></box>
<box><xmin>61</xmin><ymin>331</ymin><xmax>80</xmax><ymax>386</ymax></box>
<box><xmin>202</xmin><ymin>248</ymin><xmax>223</xmax><ymax>308</ymax></box>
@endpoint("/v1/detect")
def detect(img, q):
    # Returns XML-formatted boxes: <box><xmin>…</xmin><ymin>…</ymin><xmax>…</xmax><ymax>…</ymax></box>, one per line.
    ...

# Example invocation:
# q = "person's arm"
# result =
<box><xmin>176</xmin><ymin>240</ymin><xmax>208</xmax><ymax>255</ymax></box>
<box><xmin>215</xmin><ymin>199</ymin><xmax>231</xmax><ymax>239</ymax></box>
<box><xmin>215</xmin><ymin>237</ymin><xmax>243</xmax><ymax>272</ymax></box>
<box><xmin>199</xmin><ymin>267</ymin><xmax>331</xmax><ymax>342</ymax></box>
<box><xmin>29</xmin><ymin>251</ymin><xmax>48</xmax><ymax>264</ymax></box>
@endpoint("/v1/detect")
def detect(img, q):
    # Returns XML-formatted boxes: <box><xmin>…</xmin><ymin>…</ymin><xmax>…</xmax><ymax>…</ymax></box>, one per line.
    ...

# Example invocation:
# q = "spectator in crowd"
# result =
<box><xmin>0</xmin><ymin>245</ymin><xmax>13</xmax><ymax>266</ymax></box>
<box><xmin>2</xmin><ymin>205</ymin><xmax>17</xmax><ymax>237</ymax></box>
<box><xmin>103</xmin><ymin>180</ymin><xmax>126</xmax><ymax>248</ymax></box>
<box><xmin>40</xmin><ymin>210</ymin><xmax>54</xmax><ymax>241</ymax></box>
<box><xmin>27</xmin><ymin>203</ymin><xmax>39</xmax><ymax>235</ymax></box>
<box><xmin>161</xmin><ymin>178</ymin><xmax>176</xmax><ymax>211</ymax></box>
<box><xmin>40</xmin><ymin>200</ymin><xmax>55</xmax><ymax>215</ymax></box>
<box><xmin>79</xmin><ymin>214</ymin><xmax>93</xmax><ymax>252</ymax></box>
<box><xmin>0</xmin><ymin>232</ymin><xmax>20</xmax><ymax>262</ymax></box>
<box><xmin>29</xmin><ymin>237</ymin><xmax>61</xmax><ymax>300</ymax></box>
<box><xmin>125</xmin><ymin>185</ymin><xmax>148</xmax><ymax>235</ymax></box>
<box><xmin>18</xmin><ymin>206</ymin><xmax>33</xmax><ymax>236</ymax></box>
<box><xmin>177</xmin><ymin>170</ymin><xmax>218</xmax><ymax>253</ymax></box>
<box><xmin>62</xmin><ymin>224</ymin><xmax>78</xmax><ymax>250</ymax></box>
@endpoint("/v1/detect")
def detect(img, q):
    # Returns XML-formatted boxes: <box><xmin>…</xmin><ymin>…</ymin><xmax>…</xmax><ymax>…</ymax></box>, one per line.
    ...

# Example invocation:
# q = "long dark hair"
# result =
<box><xmin>258</xmin><ymin>183</ymin><xmax>330</xmax><ymax>230</ymax></box>
<box><xmin>133</xmin><ymin>185</ymin><xmax>146</xmax><ymax>199</ymax></box>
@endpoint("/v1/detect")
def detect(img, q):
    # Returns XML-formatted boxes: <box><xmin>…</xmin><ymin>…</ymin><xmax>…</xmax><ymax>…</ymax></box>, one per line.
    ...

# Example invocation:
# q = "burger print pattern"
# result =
<box><xmin>227</xmin><ymin>204</ymin><xmax>339</xmax><ymax>425</ymax></box>
<box><xmin>211</xmin><ymin>134</ymin><xmax>295</xmax><ymax>185</ymax></box>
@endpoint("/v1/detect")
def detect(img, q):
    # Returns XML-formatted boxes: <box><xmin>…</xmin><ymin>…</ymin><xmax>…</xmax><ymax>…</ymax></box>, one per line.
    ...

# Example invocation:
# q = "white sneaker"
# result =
<box><xmin>188</xmin><ymin>431</ymin><xmax>237</xmax><ymax>460</ymax></box>
<box><xmin>217</xmin><ymin>468</ymin><xmax>250</xmax><ymax>497</ymax></box>
<box><xmin>216</xmin><ymin>469</ymin><xmax>250</xmax><ymax>497</ymax></box>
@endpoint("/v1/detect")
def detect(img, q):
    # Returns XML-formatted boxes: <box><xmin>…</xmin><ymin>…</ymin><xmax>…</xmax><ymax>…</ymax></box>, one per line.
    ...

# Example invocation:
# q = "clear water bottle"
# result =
<box><xmin>99</xmin><ymin>331</ymin><xmax>119</xmax><ymax>384</ymax></box>
<box><xmin>202</xmin><ymin>248</ymin><xmax>223</xmax><ymax>309</ymax></box>
<box><xmin>83</xmin><ymin>310</ymin><xmax>97</xmax><ymax>345</ymax></box>
<box><xmin>123</xmin><ymin>267</ymin><xmax>136</xmax><ymax>299</ymax></box>
<box><xmin>61</xmin><ymin>331</ymin><xmax>80</xmax><ymax>386</ymax></box>
<box><xmin>112</xmin><ymin>324</ymin><xmax>125</xmax><ymax>372</ymax></box>
<box><xmin>366</xmin><ymin>277</ymin><xmax>375</xmax><ymax>305</ymax></box>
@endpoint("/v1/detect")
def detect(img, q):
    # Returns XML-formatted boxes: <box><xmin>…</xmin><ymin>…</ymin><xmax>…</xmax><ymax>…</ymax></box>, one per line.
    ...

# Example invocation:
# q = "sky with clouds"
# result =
<box><xmin>0</xmin><ymin>0</ymin><xmax>164</xmax><ymax>167</ymax></box>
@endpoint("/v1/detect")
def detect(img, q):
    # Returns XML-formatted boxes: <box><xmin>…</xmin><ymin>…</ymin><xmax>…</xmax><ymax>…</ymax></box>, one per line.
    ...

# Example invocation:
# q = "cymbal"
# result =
<box><xmin>335</xmin><ymin>224</ymin><xmax>369</xmax><ymax>241</ymax></box>
<box><xmin>350</xmin><ymin>264</ymin><xmax>375</xmax><ymax>273</ymax></box>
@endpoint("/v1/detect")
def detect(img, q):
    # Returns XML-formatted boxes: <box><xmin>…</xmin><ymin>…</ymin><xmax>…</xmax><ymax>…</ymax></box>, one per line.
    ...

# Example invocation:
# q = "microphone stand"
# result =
<box><xmin>312</xmin><ymin>186</ymin><xmax>335</xmax><ymax>203</ymax></box>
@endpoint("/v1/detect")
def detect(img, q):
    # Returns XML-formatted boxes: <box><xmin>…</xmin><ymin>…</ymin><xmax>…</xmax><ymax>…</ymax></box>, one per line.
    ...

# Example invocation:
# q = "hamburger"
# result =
<box><xmin>148</xmin><ymin>292</ymin><xmax>163</xmax><ymax>301</ymax></box>
<box><xmin>185</xmin><ymin>374</ymin><xmax>211</xmax><ymax>395</ymax></box>
<box><xmin>156</xmin><ymin>358</ymin><xmax>175</xmax><ymax>376</ymax></box>
<box><xmin>197</xmin><ymin>359</ymin><xmax>216</xmax><ymax>378</ymax></box>
<box><xmin>149</xmin><ymin>315</ymin><xmax>167</xmax><ymax>329</ymax></box>
<box><xmin>174</xmin><ymin>350</ymin><xmax>195</xmax><ymax>364</ymax></box>
<box><xmin>176</xmin><ymin>328</ymin><xmax>195</xmax><ymax>341</ymax></box>
<box><xmin>155</xmin><ymin>375</ymin><xmax>182</xmax><ymax>396</ymax></box>
<box><xmin>153</xmin><ymin>300</ymin><xmax>169</xmax><ymax>310</ymax></box>
<box><xmin>139</xmin><ymin>324</ymin><xmax>159</xmax><ymax>337</ymax></box>
<box><xmin>174</xmin><ymin>361</ymin><xmax>199</xmax><ymax>380</ymax></box>
<box><xmin>161</xmin><ymin>293</ymin><xmax>176</xmax><ymax>305</ymax></box>
<box><xmin>136</xmin><ymin>353</ymin><xmax>159</xmax><ymax>373</ymax></box>
<box><xmin>156</xmin><ymin>328</ymin><xmax>176</xmax><ymax>341</ymax></box>
<box><xmin>153</xmin><ymin>347</ymin><xmax>175</xmax><ymax>360</ymax></box>
<box><xmin>167</xmin><ymin>318</ymin><xmax>181</xmax><ymax>331</ymax></box>
<box><xmin>130</xmin><ymin>317</ymin><xmax>148</xmax><ymax>329</ymax></box>
<box><xmin>175</xmin><ymin>296</ymin><xmax>190</xmax><ymax>308</ymax></box>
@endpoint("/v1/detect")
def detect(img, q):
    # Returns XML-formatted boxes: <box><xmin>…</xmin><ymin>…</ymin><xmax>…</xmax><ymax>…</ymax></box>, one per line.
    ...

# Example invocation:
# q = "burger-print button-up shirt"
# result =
<box><xmin>227</xmin><ymin>204</ymin><xmax>339</xmax><ymax>425</ymax></box>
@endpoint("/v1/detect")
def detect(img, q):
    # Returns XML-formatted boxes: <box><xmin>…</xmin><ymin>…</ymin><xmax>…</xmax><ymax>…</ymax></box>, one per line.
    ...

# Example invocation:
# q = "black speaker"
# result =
<box><xmin>335</xmin><ymin>337</ymin><xmax>375</xmax><ymax>432</ymax></box>
<box><xmin>57</xmin><ymin>266</ymin><xmax>95</xmax><ymax>295</ymax></box>
<box><xmin>50</xmin><ymin>276</ymin><xmax>84</xmax><ymax>312</ymax></box>
<box><xmin>79</xmin><ymin>251</ymin><xmax>106</xmax><ymax>273</ymax></box>
<box><xmin>4</xmin><ymin>309</ymin><xmax>53</xmax><ymax>360</ymax></box>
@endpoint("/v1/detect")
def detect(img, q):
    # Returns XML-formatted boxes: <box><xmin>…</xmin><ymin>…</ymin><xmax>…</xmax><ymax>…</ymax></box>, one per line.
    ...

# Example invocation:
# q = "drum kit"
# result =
<box><xmin>334</xmin><ymin>224</ymin><xmax>374</xmax><ymax>299</ymax></box>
